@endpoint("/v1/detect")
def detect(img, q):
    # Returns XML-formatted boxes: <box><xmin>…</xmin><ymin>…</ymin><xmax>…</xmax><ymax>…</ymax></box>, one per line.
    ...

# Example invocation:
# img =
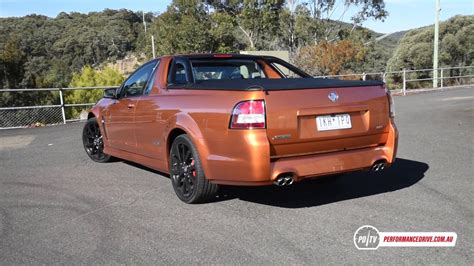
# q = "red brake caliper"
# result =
<box><xmin>191</xmin><ymin>160</ymin><xmax>196</xmax><ymax>177</ymax></box>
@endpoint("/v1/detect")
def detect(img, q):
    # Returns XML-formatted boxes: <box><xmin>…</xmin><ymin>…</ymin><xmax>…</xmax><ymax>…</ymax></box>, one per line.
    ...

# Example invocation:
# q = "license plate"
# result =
<box><xmin>316</xmin><ymin>113</ymin><xmax>352</xmax><ymax>131</ymax></box>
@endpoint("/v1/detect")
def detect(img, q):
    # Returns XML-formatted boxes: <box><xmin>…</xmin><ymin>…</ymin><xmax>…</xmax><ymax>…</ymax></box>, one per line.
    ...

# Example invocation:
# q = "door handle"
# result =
<box><xmin>127</xmin><ymin>103</ymin><xmax>135</xmax><ymax>109</ymax></box>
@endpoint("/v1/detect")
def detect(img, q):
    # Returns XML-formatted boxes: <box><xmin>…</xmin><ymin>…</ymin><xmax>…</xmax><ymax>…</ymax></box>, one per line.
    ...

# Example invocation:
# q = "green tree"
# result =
<box><xmin>65</xmin><ymin>65</ymin><xmax>124</xmax><ymax>119</ymax></box>
<box><xmin>206</xmin><ymin>0</ymin><xmax>285</xmax><ymax>50</ymax></box>
<box><xmin>150</xmin><ymin>0</ymin><xmax>214</xmax><ymax>55</ymax></box>
<box><xmin>210</xmin><ymin>11</ymin><xmax>241</xmax><ymax>53</ymax></box>
<box><xmin>301</xmin><ymin>0</ymin><xmax>388</xmax><ymax>39</ymax></box>
<box><xmin>278</xmin><ymin>4</ymin><xmax>318</xmax><ymax>53</ymax></box>
<box><xmin>0</xmin><ymin>36</ymin><xmax>26</xmax><ymax>89</ymax></box>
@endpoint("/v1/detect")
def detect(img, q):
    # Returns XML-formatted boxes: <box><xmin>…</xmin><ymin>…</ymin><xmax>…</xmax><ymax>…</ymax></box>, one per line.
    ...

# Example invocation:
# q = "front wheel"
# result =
<box><xmin>82</xmin><ymin>117</ymin><xmax>113</xmax><ymax>163</ymax></box>
<box><xmin>169</xmin><ymin>135</ymin><xmax>219</xmax><ymax>203</ymax></box>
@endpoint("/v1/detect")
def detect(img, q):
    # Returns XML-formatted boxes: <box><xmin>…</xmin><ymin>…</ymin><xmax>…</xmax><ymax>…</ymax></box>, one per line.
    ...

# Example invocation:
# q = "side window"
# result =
<box><xmin>120</xmin><ymin>61</ymin><xmax>156</xmax><ymax>98</ymax></box>
<box><xmin>173</xmin><ymin>63</ymin><xmax>187</xmax><ymax>85</ymax></box>
<box><xmin>144</xmin><ymin>60</ymin><xmax>160</xmax><ymax>95</ymax></box>
<box><xmin>190</xmin><ymin>59</ymin><xmax>266</xmax><ymax>81</ymax></box>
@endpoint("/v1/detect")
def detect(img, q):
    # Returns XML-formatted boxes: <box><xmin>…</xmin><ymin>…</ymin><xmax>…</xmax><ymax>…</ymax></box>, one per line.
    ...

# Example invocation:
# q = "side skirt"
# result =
<box><xmin>104</xmin><ymin>146</ymin><xmax>169</xmax><ymax>174</ymax></box>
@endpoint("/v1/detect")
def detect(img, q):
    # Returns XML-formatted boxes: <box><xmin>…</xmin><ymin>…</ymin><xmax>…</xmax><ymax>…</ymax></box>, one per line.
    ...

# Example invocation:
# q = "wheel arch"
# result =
<box><xmin>166</xmin><ymin>128</ymin><xmax>187</xmax><ymax>156</ymax></box>
<box><xmin>165</xmin><ymin>113</ymin><xmax>212</xmax><ymax>179</ymax></box>
<box><xmin>87</xmin><ymin>112</ymin><xmax>96</xmax><ymax>120</ymax></box>
<box><xmin>87</xmin><ymin>105</ymin><xmax>101</xmax><ymax>121</ymax></box>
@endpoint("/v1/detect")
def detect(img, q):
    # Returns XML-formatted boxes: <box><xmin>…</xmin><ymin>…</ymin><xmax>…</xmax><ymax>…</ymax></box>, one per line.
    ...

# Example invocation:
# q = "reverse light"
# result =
<box><xmin>386</xmin><ymin>87</ymin><xmax>395</xmax><ymax>118</ymax></box>
<box><xmin>230</xmin><ymin>100</ymin><xmax>266</xmax><ymax>129</ymax></box>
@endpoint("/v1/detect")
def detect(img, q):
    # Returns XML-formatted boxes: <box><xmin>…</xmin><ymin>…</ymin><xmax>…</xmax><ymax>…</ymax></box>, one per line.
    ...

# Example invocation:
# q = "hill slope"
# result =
<box><xmin>0</xmin><ymin>10</ymin><xmax>146</xmax><ymax>89</ymax></box>
<box><xmin>387</xmin><ymin>15</ymin><xmax>473</xmax><ymax>71</ymax></box>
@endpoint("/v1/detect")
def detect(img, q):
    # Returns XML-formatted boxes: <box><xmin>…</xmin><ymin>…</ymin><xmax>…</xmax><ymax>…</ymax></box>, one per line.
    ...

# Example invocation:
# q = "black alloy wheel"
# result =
<box><xmin>170</xmin><ymin>141</ymin><xmax>196</xmax><ymax>199</ymax></box>
<box><xmin>169</xmin><ymin>135</ymin><xmax>218</xmax><ymax>203</ymax></box>
<box><xmin>82</xmin><ymin>117</ymin><xmax>112</xmax><ymax>163</ymax></box>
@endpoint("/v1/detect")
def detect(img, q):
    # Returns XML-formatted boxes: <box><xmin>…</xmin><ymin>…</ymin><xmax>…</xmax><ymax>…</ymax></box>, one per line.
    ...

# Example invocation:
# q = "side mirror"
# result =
<box><xmin>103</xmin><ymin>88</ymin><xmax>117</xmax><ymax>99</ymax></box>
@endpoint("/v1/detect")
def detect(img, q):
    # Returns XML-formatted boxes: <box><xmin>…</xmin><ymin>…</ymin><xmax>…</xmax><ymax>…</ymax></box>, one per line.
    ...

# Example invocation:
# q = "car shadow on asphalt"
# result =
<box><xmin>216</xmin><ymin>158</ymin><xmax>429</xmax><ymax>208</ymax></box>
<box><xmin>123</xmin><ymin>161</ymin><xmax>171</xmax><ymax>177</ymax></box>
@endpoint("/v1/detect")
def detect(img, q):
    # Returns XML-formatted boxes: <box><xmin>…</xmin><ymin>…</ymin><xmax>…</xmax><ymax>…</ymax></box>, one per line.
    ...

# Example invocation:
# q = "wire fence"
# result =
<box><xmin>0</xmin><ymin>66</ymin><xmax>473</xmax><ymax>129</ymax></box>
<box><xmin>0</xmin><ymin>106</ymin><xmax>64</xmax><ymax>128</ymax></box>
<box><xmin>0</xmin><ymin>86</ymin><xmax>118</xmax><ymax>129</ymax></box>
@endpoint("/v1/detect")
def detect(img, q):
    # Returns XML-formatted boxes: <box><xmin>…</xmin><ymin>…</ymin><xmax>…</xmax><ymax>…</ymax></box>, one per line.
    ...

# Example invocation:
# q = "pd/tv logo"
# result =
<box><xmin>354</xmin><ymin>225</ymin><xmax>380</xmax><ymax>250</ymax></box>
<box><xmin>354</xmin><ymin>225</ymin><xmax>457</xmax><ymax>250</ymax></box>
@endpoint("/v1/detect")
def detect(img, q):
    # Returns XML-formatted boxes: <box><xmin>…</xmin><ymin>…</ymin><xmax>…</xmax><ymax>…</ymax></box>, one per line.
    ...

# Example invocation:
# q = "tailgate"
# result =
<box><xmin>264</xmin><ymin>85</ymin><xmax>390</xmax><ymax>158</ymax></box>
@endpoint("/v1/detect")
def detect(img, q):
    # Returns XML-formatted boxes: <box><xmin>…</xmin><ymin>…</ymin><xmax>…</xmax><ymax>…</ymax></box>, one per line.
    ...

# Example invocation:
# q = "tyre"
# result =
<box><xmin>82</xmin><ymin>117</ymin><xmax>113</xmax><ymax>163</ymax></box>
<box><xmin>169</xmin><ymin>134</ymin><xmax>219</xmax><ymax>203</ymax></box>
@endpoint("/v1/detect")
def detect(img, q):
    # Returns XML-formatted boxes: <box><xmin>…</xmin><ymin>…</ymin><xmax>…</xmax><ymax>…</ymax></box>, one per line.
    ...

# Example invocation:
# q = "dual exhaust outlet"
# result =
<box><xmin>371</xmin><ymin>160</ymin><xmax>387</xmax><ymax>172</ymax></box>
<box><xmin>273</xmin><ymin>160</ymin><xmax>388</xmax><ymax>186</ymax></box>
<box><xmin>274</xmin><ymin>174</ymin><xmax>294</xmax><ymax>187</ymax></box>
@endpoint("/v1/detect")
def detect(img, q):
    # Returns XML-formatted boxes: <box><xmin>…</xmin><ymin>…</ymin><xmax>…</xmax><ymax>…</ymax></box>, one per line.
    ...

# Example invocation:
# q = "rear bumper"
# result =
<box><xmin>271</xmin><ymin>118</ymin><xmax>398</xmax><ymax>182</ymax></box>
<box><xmin>204</xmin><ymin>119</ymin><xmax>398</xmax><ymax>186</ymax></box>
<box><xmin>270</xmin><ymin>145</ymin><xmax>392</xmax><ymax>182</ymax></box>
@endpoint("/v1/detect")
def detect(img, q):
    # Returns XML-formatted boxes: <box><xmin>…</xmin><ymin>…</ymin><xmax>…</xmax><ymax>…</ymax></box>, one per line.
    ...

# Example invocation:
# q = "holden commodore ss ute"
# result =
<box><xmin>82</xmin><ymin>54</ymin><xmax>398</xmax><ymax>203</ymax></box>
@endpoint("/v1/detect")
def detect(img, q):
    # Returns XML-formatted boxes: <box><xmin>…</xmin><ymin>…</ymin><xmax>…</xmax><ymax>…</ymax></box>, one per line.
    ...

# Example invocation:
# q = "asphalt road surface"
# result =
<box><xmin>1</xmin><ymin>87</ymin><xmax>473</xmax><ymax>264</ymax></box>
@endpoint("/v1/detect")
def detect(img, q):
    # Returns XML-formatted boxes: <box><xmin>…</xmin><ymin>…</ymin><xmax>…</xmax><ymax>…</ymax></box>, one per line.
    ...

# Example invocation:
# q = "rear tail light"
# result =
<box><xmin>230</xmin><ymin>100</ymin><xmax>266</xmax><ymax>129</ymax></box>
<box><xmin>386</xmin><ymin>87</ymin><xmax>395</xmax><ymax>118</ymax></box>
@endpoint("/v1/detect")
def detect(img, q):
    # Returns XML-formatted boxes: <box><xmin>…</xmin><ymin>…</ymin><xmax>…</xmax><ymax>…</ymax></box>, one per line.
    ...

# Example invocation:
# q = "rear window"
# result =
<box><xmin>190</xmin><ymin>59</ymin><xmax>266</xmax><ymax>81</ymax></box>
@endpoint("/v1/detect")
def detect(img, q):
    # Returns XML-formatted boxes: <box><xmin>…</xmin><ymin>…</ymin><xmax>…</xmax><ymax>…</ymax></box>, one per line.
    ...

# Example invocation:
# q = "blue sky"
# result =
<box><xmin>0</xmin><ymin>0</ymin><xmax>472</xmax><ymax>33</ymax></box>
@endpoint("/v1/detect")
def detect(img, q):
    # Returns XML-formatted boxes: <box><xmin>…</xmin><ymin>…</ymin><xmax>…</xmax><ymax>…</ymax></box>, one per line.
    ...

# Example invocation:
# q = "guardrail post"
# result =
<box><xmin>402</xmin><ymin>68</ymin><xmax>406</xmax><ymax>96</ymax></box>
<box><xmin>59</xmin><ymin>88</ymin><xmax>66</xmax><ymax>124</ymax></box>
<box><xmin>440</xmin><ymin>68</ymin><xmax>444</xmax><ymax>88</ymax></box>
<box><xmin>362</xmin><ymin>72</ymin><xmax>366</xmax><ymax>81</ymax></box>
<box><xmin>381</xmin><ymin>72</ymin><xmax>386</xmax><ymax>83</ymax></box>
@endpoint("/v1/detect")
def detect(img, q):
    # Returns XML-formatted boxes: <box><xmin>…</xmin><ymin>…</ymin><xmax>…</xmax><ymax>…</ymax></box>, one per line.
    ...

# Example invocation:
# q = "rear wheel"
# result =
<box><xmin>82</xmin><ymin>117</ymin><xmax>112</xmax><ymax>163</ymax></box>
<box><xmin>169</xmin><ymin>135</ymin><xmax>218</xmax><ymax>203</ymax></box>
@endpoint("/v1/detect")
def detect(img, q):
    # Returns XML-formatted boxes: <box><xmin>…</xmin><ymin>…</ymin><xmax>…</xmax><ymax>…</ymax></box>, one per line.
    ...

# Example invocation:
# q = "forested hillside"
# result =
<box><xmin>385</xmin><ymin>15</ymin><xmax>473</xmax><ymax>88</ymax></box>
<box><xmin>0</xmin><ymin>0</ymin><xmax>472</xmax><ymax>91</ymax></box>
<box><xmin>0</xmin><ymin>0</ymin><xmax>393</xmax><ymax>89</ymax></box>
<box><xmin>388</xmin><ymin>15</ymin><xmax>473</xmax><ymax>71</ymax></box>
<box><xmin>0</xmin><ymin>9</ymin><xmax>148</xmax><ymax>89</ymax></box>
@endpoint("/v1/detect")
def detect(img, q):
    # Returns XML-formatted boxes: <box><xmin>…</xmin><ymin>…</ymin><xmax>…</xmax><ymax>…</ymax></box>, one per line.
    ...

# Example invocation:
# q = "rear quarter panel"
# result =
<box><xmin>143</xmin><ymin>88</ymin><xmax>270</xmax><ymax>181</ymax></box>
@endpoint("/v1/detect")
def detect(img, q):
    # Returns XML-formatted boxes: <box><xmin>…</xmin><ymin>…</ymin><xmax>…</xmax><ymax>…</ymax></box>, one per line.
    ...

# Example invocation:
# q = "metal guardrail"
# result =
<box><xmin>0</xmin><ymin>66</ymin><xmax>473</xmax><ymax>129</ymax></box>
<box><xmin>315</xmin><ymin>66</ymin><xmax>473</xmax><ymax>96</ymax></box>
<box><xmin>0</xmin><ymin>86</ymin><xmax>118</xmax><ymax>129</ymax></box>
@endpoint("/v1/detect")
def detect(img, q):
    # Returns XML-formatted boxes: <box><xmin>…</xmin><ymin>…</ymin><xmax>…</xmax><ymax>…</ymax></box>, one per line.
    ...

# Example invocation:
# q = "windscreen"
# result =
<box><xmin>190</xmin><ymin>59</ymin><xmax>266</xmax><ymax>81</ymax></box>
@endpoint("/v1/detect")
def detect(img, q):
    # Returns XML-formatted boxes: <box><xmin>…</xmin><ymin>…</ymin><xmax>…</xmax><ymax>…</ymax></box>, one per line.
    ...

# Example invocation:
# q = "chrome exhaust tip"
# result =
<box><xmin>275</xmin><ymin>178</ymin><xmax>285</xmax><ymax>186</ymax></box>
<box><xmin>274</xmin><ymin>174</ymin><xmax>294</xmax><ymax>186</ymax></box>
<box><xmin>371</xmin><ymin>161</ymin><xmax>387</xmax><ymax>172</ymax></box>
